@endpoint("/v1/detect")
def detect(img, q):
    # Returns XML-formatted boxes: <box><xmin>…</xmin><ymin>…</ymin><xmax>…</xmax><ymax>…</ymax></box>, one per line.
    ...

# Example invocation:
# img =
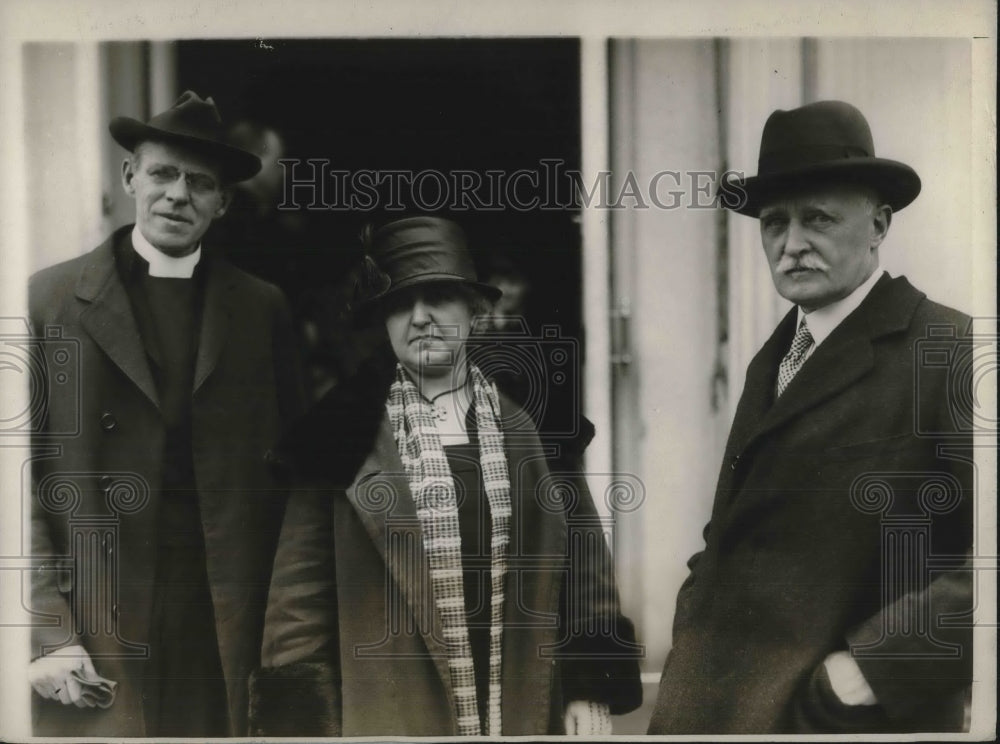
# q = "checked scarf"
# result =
<box><xmin>387</xmin><ymin>363</ymin><xmax>512</xmax><ymax>736</ymax></box>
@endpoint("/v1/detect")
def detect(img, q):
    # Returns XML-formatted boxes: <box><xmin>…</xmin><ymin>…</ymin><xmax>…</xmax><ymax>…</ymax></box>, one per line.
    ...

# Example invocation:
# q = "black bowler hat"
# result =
<box><xmin>719</xmin><ymin>100</ymin><xmax>921</xmax><ymax>217</ymax></box>
<box><xmin>109</xmin><ymin>90</ymin><xmax>261</xmax><ymax>182</ymax></box>
<box><xmin>357</xmin><ymin>216</ymin><xmax>502</xmax><ymax>318</ymax></box>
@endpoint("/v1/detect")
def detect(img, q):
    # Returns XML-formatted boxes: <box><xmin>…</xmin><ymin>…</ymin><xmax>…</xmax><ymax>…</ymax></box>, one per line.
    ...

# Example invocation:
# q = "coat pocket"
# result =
<box><xmin>789</xmin><ymin>660</ymin><xmax>893</xmax><ymax>733</ymax></box>
<box><xmin>823</xmin><ymin>433</ymin><xmax>914</xmax><ymax>462</ymax></box>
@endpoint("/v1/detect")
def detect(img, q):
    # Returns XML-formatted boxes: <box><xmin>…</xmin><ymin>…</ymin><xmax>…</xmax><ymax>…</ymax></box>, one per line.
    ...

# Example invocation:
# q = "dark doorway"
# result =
<box><xmin>177</xmin><ymin>38</ymin><xmax>582</xmax><ymax>402</ymax></box>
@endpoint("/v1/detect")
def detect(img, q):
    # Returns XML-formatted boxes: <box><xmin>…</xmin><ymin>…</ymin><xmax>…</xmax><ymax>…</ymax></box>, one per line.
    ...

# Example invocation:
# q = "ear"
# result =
<box><xmin>121</xmin><ymin>157</ymin><xmax>136</xmax><ymax>197</ymax></box>
<box><xmin>870</xmin><ymin>203</ymin><xmax>892</xmax><ymax>249</ymax></box>
<box><xmin>213</xmin><ymin>186</ymin><xmax>233</xmax><ymax>219</ymax></box>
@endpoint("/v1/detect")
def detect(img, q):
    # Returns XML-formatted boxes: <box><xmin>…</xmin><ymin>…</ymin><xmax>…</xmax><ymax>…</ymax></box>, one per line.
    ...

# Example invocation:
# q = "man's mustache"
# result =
<box><xmin>776</xmin><ymin>257</ymin><xmax>829</xmax><ymax>273</ymax></box>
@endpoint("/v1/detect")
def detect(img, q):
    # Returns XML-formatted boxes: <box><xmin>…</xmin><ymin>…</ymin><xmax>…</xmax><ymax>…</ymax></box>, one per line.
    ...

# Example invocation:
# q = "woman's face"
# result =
<box><xmin>383</xmin><ymin>283</ymin><xmax>475</xmax><ymax>383</ymax></box>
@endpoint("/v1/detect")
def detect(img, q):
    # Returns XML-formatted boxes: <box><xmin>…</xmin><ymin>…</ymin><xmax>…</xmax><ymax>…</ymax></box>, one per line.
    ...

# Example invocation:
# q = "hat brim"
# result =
<box><xmin>354</xmin><ymin>275</ymin><xmax>503</xmax><ymax>327</ymax></box>
<box><xmin>109</xmin><ymin>117</ymin><xmax>262</xmax><ymax>182</ymax></box>
<box><xmin>719</xmin><ymin>158</ymin><xmax>921</xmax><ymax>217</ymax></box>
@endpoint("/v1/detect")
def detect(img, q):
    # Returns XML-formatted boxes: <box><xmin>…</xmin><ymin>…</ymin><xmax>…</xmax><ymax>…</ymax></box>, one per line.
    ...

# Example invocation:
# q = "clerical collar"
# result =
<box><xmin>131</xmin><ymin>225</ymin><xmax>201</xmax><ymax>278</ymax></box>
<box><xmin>798</xmin><ymin>268</ymin><xmax>885</xmax><ymax>348</ymax></box>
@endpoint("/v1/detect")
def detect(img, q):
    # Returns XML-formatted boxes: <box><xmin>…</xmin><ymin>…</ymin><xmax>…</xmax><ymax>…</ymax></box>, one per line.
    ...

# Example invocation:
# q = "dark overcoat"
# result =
<box><xmin>249</xmin><ymin>353</ymin><xmax>642</xmax><ymax>736</ymax></box>
<box><xmin>650</xmin><ymin>274</ymin><xmax>974</xmax><ymax>734</ymax></box>
<box><xmin>28</xmin><ymin>225</ymin><xmax>304</xmax><ymax>736</ymax></box>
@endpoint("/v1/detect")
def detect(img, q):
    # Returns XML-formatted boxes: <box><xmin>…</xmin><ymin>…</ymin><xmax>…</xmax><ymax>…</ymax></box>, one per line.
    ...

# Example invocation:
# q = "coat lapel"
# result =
<box><xmin>342</xmin><ymin>414</ymin><xmax>453</xmax><ymax>696</ymax></box>
<box><xmin>750</xmin><ymin>331</ymin><xmax>874</xmax><ymax>446</ymax></box>
<box><xmin>76</xmin><ymin>233</ymin><xmax>160</xmax><ymax>409</ymax></box>
<box><xmin>734</xmin><ymin>274</ymin><xmax>923</xmax><ymax>457</ymax></box>
<box><xmin>726</xmin><ymin>307</ymin><xmax>797</xmax><ymax>457</ymax></box>
<box><xmin>193</xmin><ymin>256</ymin><xmax>233</xmax><ymax>394</ymax></box>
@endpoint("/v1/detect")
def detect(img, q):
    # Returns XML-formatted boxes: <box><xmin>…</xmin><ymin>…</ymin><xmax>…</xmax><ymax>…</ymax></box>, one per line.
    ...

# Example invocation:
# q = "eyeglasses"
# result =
<box><xmin>145</xmin><ymin>164</ymin><xmax>220</xmax><ymax>196</ymax></box>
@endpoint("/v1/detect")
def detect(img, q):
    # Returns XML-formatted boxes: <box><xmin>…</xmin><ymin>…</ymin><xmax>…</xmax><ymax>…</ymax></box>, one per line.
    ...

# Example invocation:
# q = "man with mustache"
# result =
<box><xmin>649</xmin><ymin>100</ymin><xmax>973</xmax><ymax>734</ymax></box>
<box><xmin>27</xmin><ymin>91</ymin><xmax>304</xmax><ymax>736</ymax></box>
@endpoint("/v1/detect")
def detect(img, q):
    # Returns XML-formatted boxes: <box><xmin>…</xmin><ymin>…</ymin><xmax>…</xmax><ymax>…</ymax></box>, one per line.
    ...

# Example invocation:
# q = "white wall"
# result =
<box><xmin>609</xmin><ymin>39</ymin><xmax>726</xmax><ymax>670</ymax></box>
<box><xmin>23</xmin><ymin>43</ymin><xmax>106</xmax><ymax>273</ymax></box>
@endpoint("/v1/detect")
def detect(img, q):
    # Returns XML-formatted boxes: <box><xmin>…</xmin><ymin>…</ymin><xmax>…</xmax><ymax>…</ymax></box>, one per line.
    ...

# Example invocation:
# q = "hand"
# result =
<box><xmin>28</xmin><ymin>645</ymin><xmax>97</xmax><ymax>708</ymax></box>
<box><xmin>823</xmin><ymin>650</ymin><xmax>878</xmax><ymax>706</ymax></box>
<box><xmin>564</xmin><ymin>700</ymin><xmax>611</xmax><ymax>735</ymax></box>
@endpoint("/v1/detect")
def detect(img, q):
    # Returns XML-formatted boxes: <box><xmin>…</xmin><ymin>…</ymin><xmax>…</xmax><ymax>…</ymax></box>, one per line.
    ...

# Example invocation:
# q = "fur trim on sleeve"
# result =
<box><xmin>248</xmin><ymin>661</ymin><xmax>341</xmax><ymax>737</ymax></box>
<box><xmin>559</xmin><ymin>615</ymin><xmax>644</xmax><ymax>715</ymax></box>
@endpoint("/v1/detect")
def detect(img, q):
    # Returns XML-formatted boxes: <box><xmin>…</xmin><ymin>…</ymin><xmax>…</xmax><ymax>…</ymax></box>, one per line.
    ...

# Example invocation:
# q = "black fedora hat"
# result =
<box><xmin>109</xmin><ymin>90</ymin><xmax>261</xmax><ymax>182</ymax></box>
<box><xmin>356</xmin><ymin>216</ymin><xmax>502</xmax><ymax>320</ymax></box>
<box><xmin>719</xmin><ymin>100</ymin><xmax>921</xmax><ymax>217</ymax></box>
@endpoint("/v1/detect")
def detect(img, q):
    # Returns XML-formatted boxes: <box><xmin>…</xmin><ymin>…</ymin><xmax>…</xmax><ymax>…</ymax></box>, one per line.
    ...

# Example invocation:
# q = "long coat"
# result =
<box><xmin>248</xmin><ymin>352</ymin><xmax>642</xmax><ymax>736</ymax></box>
<box><xmin>650</xmin><ymin>274</ymin><xmax>974</xmax><ymax>734</ymax></box>
<box><xmin>28</xmin><ymin>225</ymin><xmax>304</xmax><ymax>736</ymax></box>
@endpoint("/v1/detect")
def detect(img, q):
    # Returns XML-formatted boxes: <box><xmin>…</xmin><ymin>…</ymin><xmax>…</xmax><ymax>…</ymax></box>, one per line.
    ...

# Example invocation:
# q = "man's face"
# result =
<box><xmin>122</xmin><ymin>141</ymin><xmax>230</xmax><ymax>256</ymax></box>
<box><xmin>758</xmin><ymin>183</ymin><xmax>891</xmax><ymax>312</ymax></box>
<box><xmin>255</xmin><ymin>129</ymin><xmax>286</xmax><ymax>199</ymax></box>
<box><xmin>383</xmin><ymin>284</ymin><xmax>474</xmax><ymax>384</ymax></box>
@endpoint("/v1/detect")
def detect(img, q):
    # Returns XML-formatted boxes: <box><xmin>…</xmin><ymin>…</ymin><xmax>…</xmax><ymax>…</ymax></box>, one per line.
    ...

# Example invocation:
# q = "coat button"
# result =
<box><xmin>730</xmin><ymin>454</ymin><xmax>741</xmax><ymax>471</ymax></box>
<box><xmin>100</xmin><ymin>412</ymin><xmax>117</xmax><ymax>431</ymax></box>
<box><xmin>98</xmin><ymin>475</ymin><xmax>113</xmax><ymax>492</ymax></box>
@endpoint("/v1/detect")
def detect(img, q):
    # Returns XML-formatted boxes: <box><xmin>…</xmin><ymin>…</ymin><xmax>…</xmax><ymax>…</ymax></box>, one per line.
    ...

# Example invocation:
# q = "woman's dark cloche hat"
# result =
<box><xmin>360</xmin><ymin>216</ymin><xmax>503</xmax><ymax>313</ymax></box>
<box><xmin>109</xmin><ymin>90</ymin><xmax>262</xmax><ymax>182</ymax></box>
<box><xmin>718</xmin><ymin>100</ymin><xmax>921</xmax><ymax>217</ymax></box>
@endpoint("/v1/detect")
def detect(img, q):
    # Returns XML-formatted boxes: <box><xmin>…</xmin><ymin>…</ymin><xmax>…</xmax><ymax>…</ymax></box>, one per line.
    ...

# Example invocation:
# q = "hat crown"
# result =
<box><xmin>758</xmin><ymin>100</ymin><xmax>876</xmax><ymax>173</ymax></box>
<box><xmin>356</xmin><ymin>216</ymin><xmax>503</xmax><ymax>318</ymax></box>
<box><xmin>369</xmin><ymin>216</ymin><xmax>478</xmax><ymax>286</ymax></box>
<box><xmin>145</xmin><ymin>90</ymin><xmax>225</xmax><ymax>142</ymax></box>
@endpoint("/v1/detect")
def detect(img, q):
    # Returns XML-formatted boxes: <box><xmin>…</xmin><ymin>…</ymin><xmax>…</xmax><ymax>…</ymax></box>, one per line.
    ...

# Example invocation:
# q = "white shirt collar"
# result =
<box><xmin>798</xmin><ymin>268</ymin><xmax>885</xmax><ymax>348</ymax></box>
<box><xmin>131</xmin><ymin>225</ymin><xmax>201</xmax><ymax>278</ymax></box>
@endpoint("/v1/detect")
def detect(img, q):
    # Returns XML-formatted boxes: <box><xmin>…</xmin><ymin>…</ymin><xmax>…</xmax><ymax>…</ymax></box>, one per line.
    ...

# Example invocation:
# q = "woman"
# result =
<box><xmin>250</xmin><ymin>216</ymin><xmax>641</xmax><ymax>736</ymax></box>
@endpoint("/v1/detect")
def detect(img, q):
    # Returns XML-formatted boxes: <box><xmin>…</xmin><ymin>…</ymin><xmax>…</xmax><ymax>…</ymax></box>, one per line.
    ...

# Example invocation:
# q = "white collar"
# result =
<box><xmin>131</xmin><ymin>225</ymin><xmax>201</xmax><ymax>278</ymax></box>
<box><xmin>798</xmin><ymin>268</ymin><xmax>885</xmax><ymax>347</ymax></box>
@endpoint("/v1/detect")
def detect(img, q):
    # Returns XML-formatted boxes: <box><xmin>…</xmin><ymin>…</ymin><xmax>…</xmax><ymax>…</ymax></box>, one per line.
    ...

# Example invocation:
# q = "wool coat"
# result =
<box><xmin>649</xmin><ymin>274</ymin><xmax>974</xmax><ymax>734</ymax></box>
<box><xmin>28</xmin><ymin>225</ymin><xmax>304</xmax><ymax>736</ymax></box>
<box><xmin>249</xmin><ymin>351</ymin><xmax>642</xmax><ymax>736</ymax></box>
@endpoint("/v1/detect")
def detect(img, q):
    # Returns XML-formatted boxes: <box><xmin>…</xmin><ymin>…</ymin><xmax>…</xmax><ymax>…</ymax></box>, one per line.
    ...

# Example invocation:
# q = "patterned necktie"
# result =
<box><xmin>776</xmin><ymin>318</ymin><xmax>814</xmax><ymax>397</ymax></box>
